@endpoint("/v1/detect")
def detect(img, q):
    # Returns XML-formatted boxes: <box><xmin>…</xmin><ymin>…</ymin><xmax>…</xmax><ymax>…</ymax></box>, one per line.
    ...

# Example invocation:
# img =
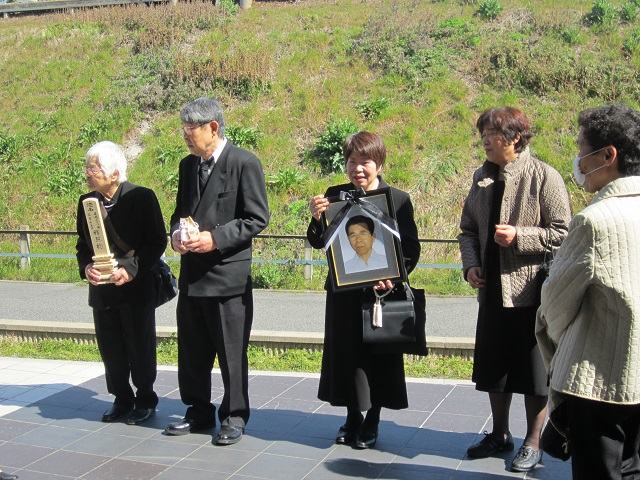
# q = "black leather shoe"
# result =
<box><xmin>467</xmin><ymin>431</ymin><xmax>514</xmax><ymax>458</ymax></box>
<box><xmin>511</xmin><ymin>444</ymin><xmax>543</xmax><ymax>472</ymax></box>
<box><xmin>101</xmin><ymin>404</ymin><xmax>133</xmax><ymax>423</ymax></box>
<box><xmin>215</xmin><ymin>425</ymin><xmax>244</xmax><ymax>445</ymax></box>
<box><xmin>165</xmin><ymin>418</ymin><xmax>215</xmax><ymax>436</ymax></box>
<box><xmin>355</xmin><ymin>431</ymin><xmax>378</xmax><ymax>449</ymax></box>
<box><xmin>336</xmin><ymin>424</ymin><xmax>360</xmax><ymax>445</ymax></box>
<box><xmin>127</xmin><ymin>408</ymin><xmax>155</xmax><ymax>425</ymax></box>
<box><xmin>335</xmin><ymin>413</ymin><xmax>363</xmax><ymax>445</ymax></box>
<box><xmin>0</xmin><ymin>471</ymin><xmax>19</xmax><ymax>480</ymax></box>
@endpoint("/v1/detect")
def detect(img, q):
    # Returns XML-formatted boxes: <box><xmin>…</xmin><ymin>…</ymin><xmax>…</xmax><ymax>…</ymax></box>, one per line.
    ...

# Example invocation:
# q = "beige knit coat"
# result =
<box><xmin>458</xmin><ymin>147</ymin><xmax>572</xmax><ymax>308</ymax></box>
<box><xmin>536</xmin><ymin>176</ymin><xmax>640</xmax><ymax>406</ymax></box>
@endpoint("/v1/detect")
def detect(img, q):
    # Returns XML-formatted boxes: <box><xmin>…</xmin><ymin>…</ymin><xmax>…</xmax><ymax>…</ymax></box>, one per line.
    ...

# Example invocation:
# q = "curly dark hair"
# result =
<box><xmin>578</xmin><ymin>104</ymin><xmax>640</xmax><ymax>177</ymax></box>
<box><xmin>476</xmin><ymin>107</ymin><xmax>532</xmax><ymax>154</ymax></box>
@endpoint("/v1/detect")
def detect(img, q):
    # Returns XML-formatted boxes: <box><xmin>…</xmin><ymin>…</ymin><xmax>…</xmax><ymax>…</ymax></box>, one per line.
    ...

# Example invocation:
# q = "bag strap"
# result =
<box><xmin>99</xmin><ymin>201</ymin><xmax>135</xmax><ymax>257</ymax></box>
<box><xmin>543</xmin><ymin>228</ymin><xmax>553</xmax><ymax>265</ymax></box>
<box><xmin>374</xmin><ymin>282</ymin><xmax>415</xmax><ymax>302</ymax></box>
<box><xmin>405</xmin><ymin>283</ymin><xmax>416</xmax><ymax>302</ymax></box>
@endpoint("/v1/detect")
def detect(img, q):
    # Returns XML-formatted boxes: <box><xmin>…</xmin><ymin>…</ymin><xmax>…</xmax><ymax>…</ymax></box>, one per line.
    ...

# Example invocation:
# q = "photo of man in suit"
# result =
<box><xmin>164</xmin><ymin>97</ymin><xmax>269</xmax><ymax>446</ymax></box>
<box><xmin>343</xmin><ymin>215</ymin><xmax>388</xmax><ymax>274</ymax></box>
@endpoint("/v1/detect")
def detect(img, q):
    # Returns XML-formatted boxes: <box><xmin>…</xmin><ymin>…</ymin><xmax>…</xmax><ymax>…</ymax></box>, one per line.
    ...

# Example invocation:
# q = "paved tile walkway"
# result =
<box><xmin>0</xmin><ymin>357</ymin><xmax>571</xmax><ymax>479</ymax></box>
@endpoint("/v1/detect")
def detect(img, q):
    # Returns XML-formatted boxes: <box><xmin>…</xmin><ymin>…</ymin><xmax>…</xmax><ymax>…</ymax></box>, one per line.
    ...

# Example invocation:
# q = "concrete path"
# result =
<box><xmin>0</xmin><ymin>357</ymin><xmax>571</xmax><ymax>480</ymax></box>
<box><xmin>0</xmin><ymin>281</ymin><xmax>478</xmax><ymax>338</ymax></box>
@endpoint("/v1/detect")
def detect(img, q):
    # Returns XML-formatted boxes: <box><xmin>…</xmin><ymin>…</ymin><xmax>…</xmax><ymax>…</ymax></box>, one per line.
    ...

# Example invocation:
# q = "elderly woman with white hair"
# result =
<box><xmin>76</xmin><ymin>141</ymin><xmax>167</xmax><ymax>425</ymax></box>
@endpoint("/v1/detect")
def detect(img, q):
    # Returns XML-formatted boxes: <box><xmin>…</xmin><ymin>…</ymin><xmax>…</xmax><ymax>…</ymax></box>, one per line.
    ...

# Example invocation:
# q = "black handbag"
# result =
<box><xmin>151</xmin><ymin>259</ymin><xmax>178</xmax><ymax>308</ymax></box>
<box><xmin>540</xmin><ymin>401</ymin><xmax>571</xmax><ymax>461</ymax></box>
<box><xmin>362</xmin><ymin>284</ymin><xmax>428</xmax><ymax>356</ymax></box>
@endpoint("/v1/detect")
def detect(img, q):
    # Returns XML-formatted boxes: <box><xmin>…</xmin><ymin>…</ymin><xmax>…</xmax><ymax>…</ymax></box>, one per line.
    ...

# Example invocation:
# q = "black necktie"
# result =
<box><xmin>199</xmin><ymin>158</ymin><xmax>214</xmax><ymax>191</ymax></box>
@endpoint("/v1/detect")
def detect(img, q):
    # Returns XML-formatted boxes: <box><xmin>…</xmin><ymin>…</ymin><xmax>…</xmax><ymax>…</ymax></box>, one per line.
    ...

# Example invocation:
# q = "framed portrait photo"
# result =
<box><xmin>321</xmin><ymin>187</ymin><xmax>408</xmax><ymax>292</ymax></box>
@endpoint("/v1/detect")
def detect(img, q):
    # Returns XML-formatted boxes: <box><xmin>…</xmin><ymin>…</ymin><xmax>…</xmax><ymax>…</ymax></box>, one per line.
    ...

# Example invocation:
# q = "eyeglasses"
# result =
<box><xmin>85</xmin><ymin>167</ymin><xmax>103</xmax><ymax>176</ymax></box>
<box><xmin>181</xmin><ymin>124</ymin><xmax>207</xmax><ymax>136</ymax></box>
<box><xmin>481</xmin><ymin>129</ymin><xmax>500</xmax><ymax>140</ymax></box>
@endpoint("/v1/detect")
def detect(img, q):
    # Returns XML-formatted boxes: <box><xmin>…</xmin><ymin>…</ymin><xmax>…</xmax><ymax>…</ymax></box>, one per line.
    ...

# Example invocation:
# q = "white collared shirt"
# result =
<box><xmin>344</xmin><ymin>249</ymin><xmax>388</xmax><ymax>274</ymax></box>
<box><xmin>200</xmin><ymin>137</ymin><xmax>228</xmax><ymax>167</ymax></box>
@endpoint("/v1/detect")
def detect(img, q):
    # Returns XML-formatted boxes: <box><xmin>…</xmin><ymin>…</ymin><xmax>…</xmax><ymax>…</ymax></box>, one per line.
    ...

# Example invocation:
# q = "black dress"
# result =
<box><xmin>472</xmin><ymin>181</ymin><xmax>548</xmax><ymax>396</ymax></box>
<box><xmin>306</xmin><ymin>178</ymin><xmax>421</xmax><ymax>410</ymax></box>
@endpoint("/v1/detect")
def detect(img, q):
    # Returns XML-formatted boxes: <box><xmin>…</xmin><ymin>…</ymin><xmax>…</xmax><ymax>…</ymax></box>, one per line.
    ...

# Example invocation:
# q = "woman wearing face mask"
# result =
<box><xmin>307</xmin><ymin>131</ymin><xmax>420</xmax><ymax>449</ymax></box>
<box><xmin>458</xmin><ymin>107</ymin><xmax>571</xmax><ymax>472</ymax></box>
<box><xmin>537</xmin><ymin>104</ymin><xmax>640</xmax><ymax>479</ymax></box>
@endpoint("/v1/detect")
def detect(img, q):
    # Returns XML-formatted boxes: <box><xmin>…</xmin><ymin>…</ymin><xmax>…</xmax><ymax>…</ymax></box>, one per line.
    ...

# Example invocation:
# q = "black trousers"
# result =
<box><xmin>92</xmin><ymin>300</ymin><xmax>158</xmax><ymax>409</ymax></box>
<box><xmin>566</xmin><ymin>395</ymin><xmax>640</xmax><ymax>480</ymax></box>
<box><xmin>176</xmin><ymin>289</ymin><xmax>253</xmax><ymax>428</ymax></box>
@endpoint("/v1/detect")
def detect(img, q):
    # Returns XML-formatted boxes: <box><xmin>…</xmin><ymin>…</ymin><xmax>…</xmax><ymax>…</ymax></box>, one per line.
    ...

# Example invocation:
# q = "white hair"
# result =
<box><xmin>85</xmin><ymin>141</ymin><xmax>128</xmax><ymax>183</ymax></box>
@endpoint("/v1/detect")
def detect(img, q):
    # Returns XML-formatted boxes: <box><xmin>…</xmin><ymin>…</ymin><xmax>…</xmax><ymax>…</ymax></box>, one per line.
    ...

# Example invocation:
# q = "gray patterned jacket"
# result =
<box><xmin>458</xmin><ymin>147</ymin><xmax>572</xmax><ymax>308</ymax></box>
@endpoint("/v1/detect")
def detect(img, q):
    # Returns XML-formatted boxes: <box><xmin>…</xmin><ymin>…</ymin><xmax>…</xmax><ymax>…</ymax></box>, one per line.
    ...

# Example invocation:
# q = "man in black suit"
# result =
<box><xmin>165</xmin><ymin>97</ymin><xmax>269</xmax><ymax>445</ymax></box>
<box><xmin>76</xmin><ymin>141</ymin><xmax>167</xmax><ymax>425</ymax></box>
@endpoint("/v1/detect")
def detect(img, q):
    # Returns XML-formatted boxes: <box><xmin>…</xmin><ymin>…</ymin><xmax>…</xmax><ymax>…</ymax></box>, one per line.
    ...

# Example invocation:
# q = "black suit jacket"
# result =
<box><xmin>170</xmin><ymin>141</ymin><xmax>269</xmax><ymax>297</ymax></box>
<box><xmin>76</xmin><ymin>181</ymin><xmax>168</xmax><ymax>309</ymax></box>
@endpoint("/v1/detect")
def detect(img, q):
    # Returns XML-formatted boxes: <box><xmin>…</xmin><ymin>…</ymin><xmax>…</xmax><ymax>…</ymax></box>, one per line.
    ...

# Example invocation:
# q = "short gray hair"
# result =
<box><xmin>85</xmin><ymin>141</ymin><xmax>127</xmax><ymax>183</ymax></box>
<box><xmin>180</xmin><ymin>97</ymin><xmax>226</xmax><ymax>138</ymax></box>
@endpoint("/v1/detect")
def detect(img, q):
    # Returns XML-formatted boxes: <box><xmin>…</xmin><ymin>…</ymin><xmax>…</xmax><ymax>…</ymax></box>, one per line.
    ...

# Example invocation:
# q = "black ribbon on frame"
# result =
<box><xmin>321</xmin><ymin>188</ymin><xmax>400</xmax><ymax>251</ymax></box>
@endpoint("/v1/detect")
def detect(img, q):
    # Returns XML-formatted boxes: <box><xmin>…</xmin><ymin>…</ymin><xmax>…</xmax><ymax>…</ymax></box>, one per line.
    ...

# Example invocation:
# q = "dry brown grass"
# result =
<box><xmin>175</xmin><ymin>49</ymin><xmax>274</xmax><ymax>95</ymax></box>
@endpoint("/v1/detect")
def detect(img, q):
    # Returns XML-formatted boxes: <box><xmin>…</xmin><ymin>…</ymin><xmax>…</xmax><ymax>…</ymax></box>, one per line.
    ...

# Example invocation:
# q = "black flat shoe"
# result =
<box><xmin>336</xmin><ymin>424</ymin><xmax>360</xmax><ymax>444</ymax></box>
<box><xmin>467</xmin><ymin>431</ymin><xmax>514</xmax><ymax>458</ymax></box>
<box><xmin>101</xmin><ymin>404</ymin><xmax>133</xmax><ymax>423</ymax></box>
<box><xmin>127</xmin><ymin>408</ymin><xmax>155</xmax><ymax>425</ymax></box>
<box><xmin>356</xmin><ymin>431</ymin><xmax>378</xmax><ymax>449</ymax></box>
<box><xmin>336</xmin><ymin>412</ymin><xmax>364</xmax><ymax>445</ymax></box>
<box><xmin>165</xmin><ymin>418</ymin><xmax>215</xmax><ymax>436</ymax></box>
<box><xmin>216</xmin><ymin>425</ymin><xmax>244</xmax><ymax>445</ymax></box>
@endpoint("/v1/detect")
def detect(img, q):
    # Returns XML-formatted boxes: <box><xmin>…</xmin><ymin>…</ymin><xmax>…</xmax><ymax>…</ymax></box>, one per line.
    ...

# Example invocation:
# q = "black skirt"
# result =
<box><xmin>473</xmin><ymin>300</ymin><xmax>549</xmax><ymax>396</ymax></box>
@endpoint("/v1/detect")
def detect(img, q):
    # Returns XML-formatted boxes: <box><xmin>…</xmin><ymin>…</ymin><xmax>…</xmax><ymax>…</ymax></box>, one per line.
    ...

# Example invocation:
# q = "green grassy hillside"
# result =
<box><xmin>1</xmin><ymin>0</ymin><xmax>638</xmax><ymax>292</ymax></box>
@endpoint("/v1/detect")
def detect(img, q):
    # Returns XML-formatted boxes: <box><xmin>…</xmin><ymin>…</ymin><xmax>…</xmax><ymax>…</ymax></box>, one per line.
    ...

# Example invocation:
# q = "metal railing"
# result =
<box><xmin>0</xmin><ymin>0</ymin><xmax>254</xmax><ymax>17</ymax></box>
<box><xmin>0</xmin><ymin>0</ymin><xmax>167</xmax><ymax>17</ymax></box>
<box><xmin>0</xmin><ymin>227</ymin><xmax>462</xmax><ymax>278</ymax></box>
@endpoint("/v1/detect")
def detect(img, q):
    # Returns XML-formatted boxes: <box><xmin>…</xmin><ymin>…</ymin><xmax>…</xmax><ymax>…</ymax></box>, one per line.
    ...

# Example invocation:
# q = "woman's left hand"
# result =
<box><xmin>494</xmin><ymin>224</ymin><xmax>516</xmax><ymax>247</ymax></box>
<box><xmin>111</xmin><ymin>267</ymin><xmax>132</xmax><ymax>286</ymax></box>
<box><xmin>373</xmin><ymin>280</ymin><xmax>394</xmax><ymax>290</ymax></box>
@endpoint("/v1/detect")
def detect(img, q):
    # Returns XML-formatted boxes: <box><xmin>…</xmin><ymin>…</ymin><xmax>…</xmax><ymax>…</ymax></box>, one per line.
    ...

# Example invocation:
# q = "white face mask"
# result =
<box><xmin>573</xmin><ymin>147</ymin><xmax>607</xmax><ymax>186</ymax></box>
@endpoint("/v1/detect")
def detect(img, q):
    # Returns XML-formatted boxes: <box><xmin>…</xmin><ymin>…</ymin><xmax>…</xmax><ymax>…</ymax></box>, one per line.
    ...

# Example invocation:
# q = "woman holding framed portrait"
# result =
<box><xmin>307</xmin><ymin>131</ymin><xmax>420</xmax><ymax>449</ymax></box>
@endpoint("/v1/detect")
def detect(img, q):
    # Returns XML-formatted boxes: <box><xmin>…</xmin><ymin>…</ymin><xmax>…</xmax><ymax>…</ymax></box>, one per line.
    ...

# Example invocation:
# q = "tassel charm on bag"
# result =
<box><xmin>373</xmin><ymin>296</ymin><xmax>383</xmax><ymax>327</ymax></box>
<box><xmin>371</xmin><ymin>288</ymin><xmax>392</xmax><ymax>329</ymax></box>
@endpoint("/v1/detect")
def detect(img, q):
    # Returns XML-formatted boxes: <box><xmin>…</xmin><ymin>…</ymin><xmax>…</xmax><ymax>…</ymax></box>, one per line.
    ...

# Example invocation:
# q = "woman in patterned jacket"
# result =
<box><xmin>458</xmin><ymin>107</ymin><xmax>571</xmax><ymax>472</ymax></box>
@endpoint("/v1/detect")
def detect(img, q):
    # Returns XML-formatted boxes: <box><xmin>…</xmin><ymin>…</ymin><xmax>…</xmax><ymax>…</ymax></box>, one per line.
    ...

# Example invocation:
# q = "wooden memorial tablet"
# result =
<box><xmin>82</xmin><ymin>197</ymin><xmax>117</xmax><ymax>284</ymax></box>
